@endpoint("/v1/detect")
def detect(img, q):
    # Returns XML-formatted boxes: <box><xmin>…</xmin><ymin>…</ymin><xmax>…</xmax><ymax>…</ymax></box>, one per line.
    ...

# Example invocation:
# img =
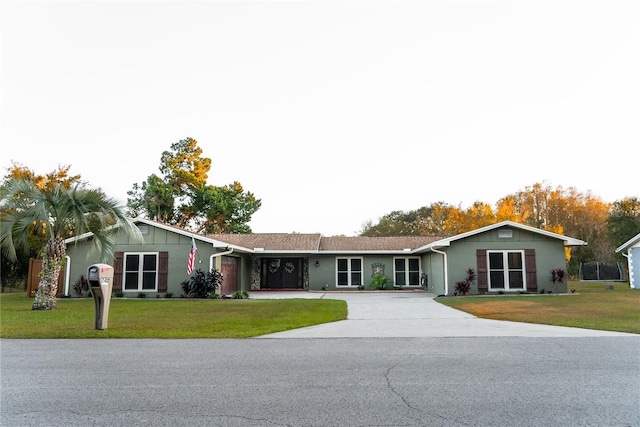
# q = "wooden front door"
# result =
<box><xmin>220</xmin><ymin>256</ymin><xmax>239</xmax><ymax>295</ymax></box>
<box><xmin>261</xmin><ymin>258</ymin><xmax>303</xmax><ymax>289</ymax></box>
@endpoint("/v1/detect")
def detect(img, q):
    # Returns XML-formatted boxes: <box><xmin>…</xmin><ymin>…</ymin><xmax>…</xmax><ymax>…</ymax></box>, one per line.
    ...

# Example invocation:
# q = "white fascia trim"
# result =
<box><xmin>413</xmin><ymin>221</ymin><xmax>586</xmax><ymax>252</ymax></box>
<box><xmin>251</xmin><ymin>250</ymin><xmax>319</xmax><ymax>254</ymax></box>
<box><xmin>320</xmin><ymin>250</ymin><xmax>423</xmax><ymax>255</ymax></box>
<box><xmin>616</xmin><ymin>232</ymin><xmax>640</xmax><ymax>253</ymax></box>
<box><xmin>413</xmin><ymin>241</ymin><xmax>451</xmax><ymax>253</ymax></box>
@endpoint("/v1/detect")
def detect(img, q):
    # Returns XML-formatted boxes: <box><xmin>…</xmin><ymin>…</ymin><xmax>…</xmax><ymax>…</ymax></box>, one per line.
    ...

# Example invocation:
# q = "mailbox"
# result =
<box><xmin>87</xmin><ymin>263</ymin><xmax>114</xmax><ymax>330</ymax></box>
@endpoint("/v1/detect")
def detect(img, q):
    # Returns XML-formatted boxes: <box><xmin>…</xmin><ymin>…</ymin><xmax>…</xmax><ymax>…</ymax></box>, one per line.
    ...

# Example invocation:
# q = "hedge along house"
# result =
<box><xmin>62</xmin><ymin>219</ymin><xmax>585</xmax><ymax>297</ymax></box>
<box><xmin>615</xmin><ymin>232</ymin><xmax>640</xmax><ymax>289</ymax></box>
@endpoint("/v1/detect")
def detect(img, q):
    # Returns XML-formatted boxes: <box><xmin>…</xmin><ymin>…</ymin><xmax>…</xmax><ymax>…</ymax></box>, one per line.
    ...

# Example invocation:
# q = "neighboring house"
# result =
<box><xmin>615</xmin><ymin>232</ymin><xmax>640</xmax><ymax>289</ymax></box>
<box><xmin>62</xmin><ymin>219</ymin><xmax>586</xmax><ymax>297</ymax></box>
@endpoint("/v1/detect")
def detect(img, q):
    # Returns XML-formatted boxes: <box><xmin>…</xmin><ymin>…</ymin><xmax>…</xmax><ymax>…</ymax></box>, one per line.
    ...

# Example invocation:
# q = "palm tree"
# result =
<box><xmin>1</xmin><ymin>179</ymin><xmax>142</xmax><ymax>310</ymax></box>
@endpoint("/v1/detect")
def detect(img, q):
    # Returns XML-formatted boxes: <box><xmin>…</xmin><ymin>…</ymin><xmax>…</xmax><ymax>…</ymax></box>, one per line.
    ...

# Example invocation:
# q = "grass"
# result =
<box><xmin>436</xmin><ymin>281</ymin><xmax>640</xmax><ymax>334</ymax></box>
<box><xmin>3</xmin><ymin>281</ymin><xmax>638</xmax><ymax>337</ymax></box>
<box><xmin>0</xmin><ymin>294</ymin><xmax>347</xmax><ymax>338</ymax></box>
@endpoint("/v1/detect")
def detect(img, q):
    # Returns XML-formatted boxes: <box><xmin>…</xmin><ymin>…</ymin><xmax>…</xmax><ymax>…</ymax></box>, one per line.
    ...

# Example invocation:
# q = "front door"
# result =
<box><xmin>261</xmin><ymin>258</ymin><xmax>303</xmax><ymax>289</ymax></box>
<box><xmin>220</xmin><ymin>256</ymin><xmax>239</xmax><ymax>295</ymax></box>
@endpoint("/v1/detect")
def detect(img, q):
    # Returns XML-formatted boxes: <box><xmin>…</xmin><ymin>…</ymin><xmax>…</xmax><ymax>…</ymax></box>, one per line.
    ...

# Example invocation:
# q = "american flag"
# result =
<box><xmin>187</xmin><ymin>236</ymin><xmax>197</xmax><ymax>275</ymax></box>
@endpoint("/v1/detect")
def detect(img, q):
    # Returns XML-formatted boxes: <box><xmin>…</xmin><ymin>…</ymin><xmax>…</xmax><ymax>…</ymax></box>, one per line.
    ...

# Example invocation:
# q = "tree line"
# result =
<box><xmin>2</xmin><ymin>137</ymin><xmax>639</xmax><ymax>300</ymax></box>
<box><xmin>360</xmin><ymin>183</ymin><xmax>640</xmax><ymax>273</ymax></box>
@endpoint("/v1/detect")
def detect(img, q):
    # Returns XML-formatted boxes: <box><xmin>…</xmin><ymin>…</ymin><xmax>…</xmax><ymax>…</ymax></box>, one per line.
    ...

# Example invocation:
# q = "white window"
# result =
<box><xmin>123</xmin><ymin>252</ymin><xmax>159</xmax><ymax>291</ymax></box>
<box><xmin>394</xmin><ymin>257</ymin><xmax>421</xmax><ymax>286</ymax></box>
<box><xmin>336</xmin><ymin>258</ymin><xmax>363</xmax><ymax>287</ymax></box>
<box><xmin>487</xmin><ymin>250</ymin><xmax>525</xmax><ymax>291</ymax></box>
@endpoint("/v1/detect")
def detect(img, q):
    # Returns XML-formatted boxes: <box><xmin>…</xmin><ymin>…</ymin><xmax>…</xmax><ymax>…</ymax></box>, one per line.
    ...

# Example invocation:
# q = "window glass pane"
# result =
<box><xmin>124</xmin><ymin>272</ymin><xmax>138</xmax><ymax>290</ymax></box>
<box><xmin>351</xmin><ymin>259</ymin><xmax>361</xmax><ymax>272</ymax></box>
<box><xmin>507</xmin><ymin>252</ymin><xmax>522</xmax><ymax>269</ymax></box>
<box><xmin>409</xmin><ymin>272</ymin><xmax>420</xmax><ymax>285</ymax></box>
<box><xmin>408</xmin><ymin>259</ymin><xmax>420</xmax><ymax>271</ymax></box>
<box><xmin>351</xmin><ymin>272</ymin><xmax>361</xmax><ymax>286</ymax></box>
<box><xmin>395</xmin><ymin>259</ymin><xmax>405</xmax><ymax>271</ymax></box>
<box><xmin>489</xmin><ymin>253</ymin><xmax>503</xmax><ymax>269</ymax></box>
<box><xmin>490</xmin><ymin>271</ymin><xmax>504</xmax><ymax>288</ymax></box>
<box><xmin>509</xmin><ymin>271</ymin><xmax>524</xmax><ymax>288</ymax></box>
<box><xmin>142</xmin><ymin>272</ymin><xmax>156</xmax><ymax>290</ymax></box>
<box><xmin>143</xmin><ymin>254</ymin><xmax>156</xmax><ymax>270</ymax></box>
<box><xmin>337</xmin><ymin>259</ymin><xmax>347</xmax><ymax>272</ymax></box>
<box><xmin>395</xmin><ymin>272</ymin><xmax>405</xmax><ymax>286</ymax></box>
<box><xmin>338</xmin><ymin>272</ymin><xmax>348</xmax><ymax>286</ymax></box>
<box><xmin>125</xmin><ymin>255</ymin><xmax>139</xmax><ymax>271</ymax></box>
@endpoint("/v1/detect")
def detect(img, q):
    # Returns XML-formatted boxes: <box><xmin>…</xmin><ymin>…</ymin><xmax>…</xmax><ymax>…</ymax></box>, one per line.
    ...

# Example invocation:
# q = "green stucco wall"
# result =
<box><xmin>64</xmin><ymin>225</ymin><xmax>245</xmax><ymax>297</ymax></box>
<box><xmin>432</xmin><ymin>226</ymin><xmax>570</xmax><ymax>296</ymax></box>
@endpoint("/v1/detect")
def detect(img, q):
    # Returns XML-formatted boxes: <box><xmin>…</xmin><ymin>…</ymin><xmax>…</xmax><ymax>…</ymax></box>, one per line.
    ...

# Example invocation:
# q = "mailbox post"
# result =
<box><xmin>87</xmin><ymin>263</ymin><xmax>114</xmax><ymax>330</ymax></box>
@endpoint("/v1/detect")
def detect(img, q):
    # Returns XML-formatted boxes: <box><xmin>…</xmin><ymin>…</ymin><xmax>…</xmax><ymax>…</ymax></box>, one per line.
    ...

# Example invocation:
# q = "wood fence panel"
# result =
<box><xmin>27</xmin><ymin>258</ymin><xmax>64</xmax><ymax>297</ymax></box>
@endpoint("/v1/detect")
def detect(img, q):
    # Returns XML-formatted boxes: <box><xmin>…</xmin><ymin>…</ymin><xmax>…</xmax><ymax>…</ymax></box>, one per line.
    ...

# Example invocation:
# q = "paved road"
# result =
<box><xmin>252</xmin><ymin>291</ymin><xmax>636</xmax><ymax>338</ymax></box>
<box><xmin>1</xmin><ymin>291</ymin><xmax>638</xmax><ymax>426</ymax></box>
<box><xmin>2</xmin><ymin>337</ymin><xmax>638</xmax><ymax>426</ymax></box>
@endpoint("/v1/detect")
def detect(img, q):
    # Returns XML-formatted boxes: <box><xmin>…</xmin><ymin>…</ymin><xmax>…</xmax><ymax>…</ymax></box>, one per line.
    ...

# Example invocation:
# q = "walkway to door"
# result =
<box><xmin>251</xmin><ymin>291</ymin><xmax>635</xmax><ymax>338</ymax></box>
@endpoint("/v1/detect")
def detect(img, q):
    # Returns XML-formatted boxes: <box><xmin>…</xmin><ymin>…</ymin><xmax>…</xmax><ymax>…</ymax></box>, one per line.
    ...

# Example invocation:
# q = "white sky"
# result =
<box><xmin>1</xmin><ymin>0</ymin><xmax>638</xmax><ymax>236</ymax></box>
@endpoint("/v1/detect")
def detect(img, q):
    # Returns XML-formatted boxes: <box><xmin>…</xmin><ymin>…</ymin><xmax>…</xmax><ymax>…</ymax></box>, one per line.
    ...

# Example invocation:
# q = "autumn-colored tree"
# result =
<box><xmin>359</xmin><ymin>181</ymin><xmax>620</xmax><ymax>272</ymax></box>
<box><xmin>495</xmin><ymin>195</ymin><xmax>520</xmax><ymax>222</ymax></box>
<box><xmin>127</xmin><ymin>138</ymin><xmax>261</xmax><ymax>234</ymax></box>
<box><xmin>418</xmin><ymin>202</ymin><xmax>461</xmax><ymax>236</ymax></box>
<box><xmin>2</xmin><ymin>162</ymin><xmax>82</xmax><ymax>191</ymax></box>
<box><xmin>462</xmin><ymin>201</ymin><xmax>496</xmax><ymax>231</ymax></box>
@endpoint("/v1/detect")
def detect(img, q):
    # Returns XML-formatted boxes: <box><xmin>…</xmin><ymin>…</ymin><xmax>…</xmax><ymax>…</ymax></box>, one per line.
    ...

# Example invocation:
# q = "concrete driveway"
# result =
<box><xmin>252</xmin><ymin>291</ymin><xmax>635</xmax><ymax>338</ymax></box>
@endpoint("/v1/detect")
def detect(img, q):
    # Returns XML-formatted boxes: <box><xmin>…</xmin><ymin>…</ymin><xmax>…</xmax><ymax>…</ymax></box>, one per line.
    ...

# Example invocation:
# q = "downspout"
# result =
<box><xmin>63</xmin><ymin>255</ymin><xmax>71</xmax><ymax>296</ymax></box>
<box><xmin>431</xmin><ymin>247</ymin><xmax>449</xmax><ymax>296</ymax></box>
<box><xmin>209</xmin><ymin>248</ymin><xmax>234</xmax><ymax>272</ymax></box>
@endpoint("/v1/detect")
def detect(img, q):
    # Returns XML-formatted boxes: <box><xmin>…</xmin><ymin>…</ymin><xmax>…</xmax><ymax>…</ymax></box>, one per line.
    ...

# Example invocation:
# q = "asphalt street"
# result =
<box><xmin>1</xmin><ymin>292</ymin><xmax>638</xmax><ymax>426</ymax></box>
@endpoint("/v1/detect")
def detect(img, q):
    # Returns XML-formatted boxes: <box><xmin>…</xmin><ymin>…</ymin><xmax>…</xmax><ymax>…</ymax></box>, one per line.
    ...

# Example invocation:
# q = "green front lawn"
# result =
<box><xmin>436</xmin><ymin>281</ymin><xmax>640</xmax><ymax>334</ymax></box>
<box><xmin>0</xmin><ymin>294</ymin><xmax>348</xmax><ymax>338</ymax></box>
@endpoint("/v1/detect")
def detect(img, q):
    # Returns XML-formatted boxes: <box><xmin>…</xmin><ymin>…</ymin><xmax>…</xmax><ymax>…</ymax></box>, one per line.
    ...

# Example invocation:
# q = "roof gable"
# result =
<box><xmin>414</xmin><ymin>220</ymin><xmax>586</xmax><ymax>252</ymax></box>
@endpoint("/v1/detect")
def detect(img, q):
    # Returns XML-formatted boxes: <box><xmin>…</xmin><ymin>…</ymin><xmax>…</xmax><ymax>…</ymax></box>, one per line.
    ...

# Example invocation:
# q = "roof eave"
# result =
<box><xmin>615</xmin><ymin>233</ymin><xmax>640</xmax><ymax>253</ymax></box>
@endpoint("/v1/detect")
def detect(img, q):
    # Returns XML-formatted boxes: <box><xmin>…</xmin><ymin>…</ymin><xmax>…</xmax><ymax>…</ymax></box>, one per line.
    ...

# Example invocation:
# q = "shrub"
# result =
<box><xmin>72</xmin><ymin>275</ymin><xmax>90</xmax><ymax>298</ymax></box>
<box><xmin>181</xmin><ymin>268</ymin><xmax>223</xmax><ymax>298</ymax></box>
<box><xmin>232</xmin><ymin>290</ymin><xmax>249</xmax><ymax>299</ymax></box>
<box><xmin>550</xmin><ymin>268</ymin><xmax>566</xmax><ymax>293</ymax></box>
<box><xmin>369</xmin><ymin>274</ymin><xmax>389</xmax><ymax>290</ymax></box>
<box><xmin>137</xmin><ymin>292</ymin><xmax>147</xmax><ymax>298</ymax></box>
<box><xmin>454</xmin><ymin>268</ymin><xmax>476</xmax><ymax>296</ymax></box>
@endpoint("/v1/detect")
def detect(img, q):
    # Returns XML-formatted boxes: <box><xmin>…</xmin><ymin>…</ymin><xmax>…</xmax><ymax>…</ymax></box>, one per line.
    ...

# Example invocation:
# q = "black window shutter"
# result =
<box><xmin>158</xmin><ymin>252</ymin><xmax>169</xmax><ymax>293</ymax></box>
<box><xmin>476</xmin><ymin>249</ymin><xmax>488</xmax><ymax>292</ymax></box>
<box><xmin>525</xmin><ymin>249</ymin><xmax>537</xmax><ymax>292</ymax></box>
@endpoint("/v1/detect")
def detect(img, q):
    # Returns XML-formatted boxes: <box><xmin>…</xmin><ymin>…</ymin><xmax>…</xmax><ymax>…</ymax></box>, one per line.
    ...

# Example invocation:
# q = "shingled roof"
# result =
<box><xmin>206</xmin><ymin>233</ymin><xmax>322</xmax><ymax>251</ymax></box>
<box><xmin>319</xmin><ymin>236</ymin><xmax>442</xmax><ymax>251</ymax></box>
<box><xmin>206</xmin><ymin>233</ymin><xmax>444</xmax><ymax>252</ymax></box>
